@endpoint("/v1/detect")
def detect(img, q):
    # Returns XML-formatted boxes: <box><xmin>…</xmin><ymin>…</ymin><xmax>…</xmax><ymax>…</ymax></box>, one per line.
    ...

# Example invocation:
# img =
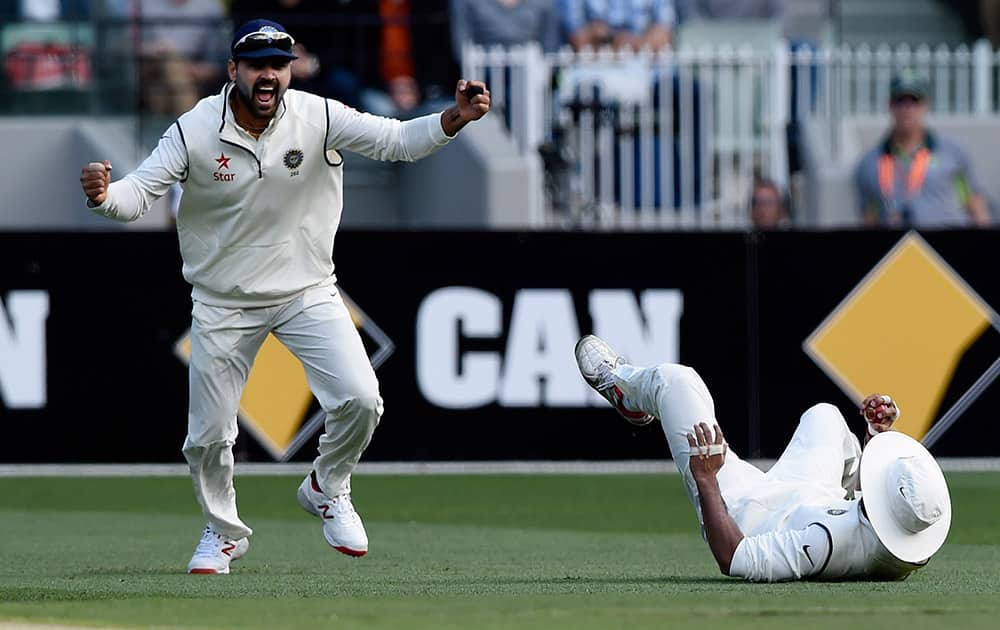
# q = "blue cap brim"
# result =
<box><xmin>233</xmin><ymin>48</ymin><xmax>298</xmax><ymax>60</ymax></box>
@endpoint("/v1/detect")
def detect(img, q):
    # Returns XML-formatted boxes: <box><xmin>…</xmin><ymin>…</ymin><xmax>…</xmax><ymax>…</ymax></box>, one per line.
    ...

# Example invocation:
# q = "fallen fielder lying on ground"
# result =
<box><xmin>574</xmin><ymin>334</ymin><xmax>951</xmax><ymax>582</ymax></box>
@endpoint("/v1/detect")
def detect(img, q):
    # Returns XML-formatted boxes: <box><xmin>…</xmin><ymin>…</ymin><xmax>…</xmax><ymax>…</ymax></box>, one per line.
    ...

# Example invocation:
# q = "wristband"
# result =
<box><xmin>867</xmin><ymin>422</ymin><xmax>880</xmax><ymax>437</ymax></box>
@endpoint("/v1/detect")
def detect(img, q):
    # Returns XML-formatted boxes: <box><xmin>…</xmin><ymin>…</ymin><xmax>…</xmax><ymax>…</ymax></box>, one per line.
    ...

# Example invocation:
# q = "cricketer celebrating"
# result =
<box><xmin>80</xmin><ymin>19</ymin><xmax>490</xmax><ymax>574</ymax></box>
<box><xmin>575</xmin><ymin>335</ymin><xmax>951</xmax><ymax>581</ymax></box>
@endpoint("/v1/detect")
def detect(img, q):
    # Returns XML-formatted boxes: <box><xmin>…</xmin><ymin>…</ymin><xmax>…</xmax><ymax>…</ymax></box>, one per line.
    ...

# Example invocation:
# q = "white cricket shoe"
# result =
<box><xmin>187</xmin><ymin>524</ymin><xmax>249</xmax><ymax>574</ymax></box>
<box><xmin>297</xmin><ymin>471</ymin><xmax>368</xmax><ymax>557</ymax></box>
<box><xmin>574</xmin><ymin>335</ymin><xmax>655</xmax><ymax>426</ymax></box>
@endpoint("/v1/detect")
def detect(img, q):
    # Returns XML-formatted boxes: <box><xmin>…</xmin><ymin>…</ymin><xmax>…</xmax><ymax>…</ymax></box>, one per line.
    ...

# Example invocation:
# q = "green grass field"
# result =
<box><xmin>1</xmin><ymin>472</ymin><xmax>999</xmax><ymax>629</ymax></box>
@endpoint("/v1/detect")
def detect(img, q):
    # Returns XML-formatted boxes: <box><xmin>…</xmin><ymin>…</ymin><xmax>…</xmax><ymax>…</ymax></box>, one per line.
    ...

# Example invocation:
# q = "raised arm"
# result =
<box><xmin>860</xmin><ymin>393</ymin><xmax>900</xmax><ymax>445</ymax></box>
<box><xmin>688</xmin><ymin>422</ymin><xmax>744</xmax><ymax>575</ymax></box>
<box><xmin>82</xmin><ymin>122</ymin><xmax>187</xmax><ymax>222</ymax></box>
<box><xmin>326</xmin><ymin>79</ymin><xmax>489</xmax><ymax>163</ymax></box>
<box><xmin>440</xmin><ymin>79</ymin><xmax>490</xmax><ymax>137</ymax></box>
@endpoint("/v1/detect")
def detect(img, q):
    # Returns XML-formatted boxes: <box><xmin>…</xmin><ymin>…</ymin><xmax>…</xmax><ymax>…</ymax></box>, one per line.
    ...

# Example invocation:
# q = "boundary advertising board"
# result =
<box><xmin>1</xmin><ymin>230</ymin><xmax>997</xmax><ymax>462</ymax></box>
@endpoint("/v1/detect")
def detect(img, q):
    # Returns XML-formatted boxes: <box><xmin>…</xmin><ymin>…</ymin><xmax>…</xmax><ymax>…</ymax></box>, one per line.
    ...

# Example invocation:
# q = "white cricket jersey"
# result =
<box><xmin>90</xmin><ymin>84</ymin><xmax>453</xmax><ymax>308</ymax></box>
<box><xmin>729</xmin><ymin>496</ymin><xmax>925</xmax><ymax>582</ymax></box>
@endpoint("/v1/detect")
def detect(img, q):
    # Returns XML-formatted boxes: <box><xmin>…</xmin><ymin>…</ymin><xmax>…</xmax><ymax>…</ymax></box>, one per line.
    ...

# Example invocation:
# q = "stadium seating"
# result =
<box><xmin>837</xmin><ymin>0</ymin><xmax>969</xmax><ymax>47</ymax></box>
<box><xmin>0</xmin><ymin>21</ymin><xmax>94</xmax><ymax>114</ymax></box>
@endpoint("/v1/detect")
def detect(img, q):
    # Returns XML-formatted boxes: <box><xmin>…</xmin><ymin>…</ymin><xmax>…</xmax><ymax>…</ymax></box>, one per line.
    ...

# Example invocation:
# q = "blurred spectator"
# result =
<box><xmin>2</xmin><ymin>0</ymin><xmax>90</xmax><ymax>20</ymax></box>
<box><xmin>361</xmin><ymin>0</ymin><xmax>457</xmax><ymax>119</ymax></box>
<box><xmin>1</xmin><ymin>1</ymin><xmax>92</xmax><ymax>91</ymax></box>
<box><xmin>749</xmin><ymin>178</ymin><xmax>789</xmax><ymax>229</ymax></box>
<box><xmin>410</xmin><ymin>0</ymin><xmax>461</xmax><ymax>106</ymax></box>
<box><xmin>981</xmin><ymin>1</ymin><xmax>1000</xmax><ymax>48</ymax></box>
<box><xmin>125</xmin><ymin>0</ymin><xmax>229</xmax><ymax>116</ymax></box>
<box><xmin>232</xmin><ymin>0</ymin><xmax>457</xmax><ymax>117</ymax></box>
<box><xmin>230</xmin><ymin>0</ymin><xmax>373</xmax><ymax>107</ymax></box>
<box><xmin>450</xmin><ymin>0</ymin><xmax>562</xmax><ymax>62</ymax></box>
<box><xmin>855</xmin><ymin>71</ymin><xmax>991</xmax><ymax>228</ymax></box>
<box><xmin>559</xmin><ymin>0</ymin><xmax>676</xmax><ymax>52</ymax></box>
<box><xmin>948</xmin><ymin>1</ymin><xmax>1000</xmax><ymax>48</ymax></box>
<box><xmin>366</xmin><ymin>0</ymin><xmax>420</xmax><ymax>115</ymax></box>
<box><xmin>675</xmin><ymin>0</ymin><xmax>784</xmax><ymax>21</ymax></box>
<box><xmin>125</xmin><ymin>0</ymin><xmax>228</xmax><ymax>223</ymax></box>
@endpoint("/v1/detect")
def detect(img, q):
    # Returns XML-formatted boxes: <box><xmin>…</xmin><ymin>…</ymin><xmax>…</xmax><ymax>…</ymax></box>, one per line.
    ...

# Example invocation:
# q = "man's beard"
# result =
<box><xmin>236</xmin><ymin>77</ymin><xmax>282</xmax><ymax>118</ymax></box>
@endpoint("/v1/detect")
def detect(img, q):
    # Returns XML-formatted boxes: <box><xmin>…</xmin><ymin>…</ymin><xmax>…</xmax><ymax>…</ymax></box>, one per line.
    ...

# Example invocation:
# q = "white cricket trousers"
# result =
<box><xmin>611</xmin><ymin>363</ymin><xmax>861</xmax><ymax>536</ymax></box>
<box><xmin>182</xmin><ymin>285</ymin><xmax>382</xmax><ymax>540</ymax></box>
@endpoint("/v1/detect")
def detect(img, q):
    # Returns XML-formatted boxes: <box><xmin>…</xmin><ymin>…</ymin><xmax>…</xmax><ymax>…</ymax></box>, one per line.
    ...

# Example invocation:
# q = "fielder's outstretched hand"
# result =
<box><xmin>861</xmin><ymin>393</ymin><xmax>899</xmax><ymax>435</ymax></box>
<box><xmin>687</xmin><ymin>422</ymin><xmax>727</xmax><ymax>481</ymax></box>
<box><xmin>81</xmin><ymin>160</ymin><xmax>112</xmax><ymax>206</ymax></box>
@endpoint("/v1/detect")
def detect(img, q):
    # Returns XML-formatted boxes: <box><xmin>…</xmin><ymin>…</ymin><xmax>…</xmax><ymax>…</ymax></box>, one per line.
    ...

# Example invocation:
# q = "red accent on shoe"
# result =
<box><xmin>221</xmin><ymin>542</ymin><xmax>236</xmax><ymax>557</ymax></box>
<box><xmin>612</xmin><ymin>386</ymin><xmax>648</xmax><ymax>419</ymax></box>
<box><xmin>319</xmin><ymin>504</ymin><xmax>334</xmax><ymax>520</ymax></box>
<box><xmin>310</xmin><ymin>470</ymin><xmax>324</xmax><ymax>493</ymax></box>
<box><xmin>189</xmin><ymin>568</ymin><xmax>220</xmax><ymax>574</ymax></box>
<box><xmin>335</xmin><ymin>546</ymin><xmax>367</xmax><ymax>557</ymax></box>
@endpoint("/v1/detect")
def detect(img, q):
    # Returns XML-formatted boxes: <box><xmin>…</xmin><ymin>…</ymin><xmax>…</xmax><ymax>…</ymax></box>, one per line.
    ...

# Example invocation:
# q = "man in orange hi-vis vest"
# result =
<box><xmin>855</xmin><ymin>70</ymin><xmax>991</xmax><ymax>228</ymax></box>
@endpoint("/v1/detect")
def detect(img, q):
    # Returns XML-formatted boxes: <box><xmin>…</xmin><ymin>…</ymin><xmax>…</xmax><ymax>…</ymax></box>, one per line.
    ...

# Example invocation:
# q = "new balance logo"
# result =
<box><xmin>221</xmin><ymin>541</ymin><xmax>236</xmax><ymax>557</ymax></box>
<box><xmin>319</xmin><ymin>504</ymin><xmax>334</xmax><ymax>520</ymax></box>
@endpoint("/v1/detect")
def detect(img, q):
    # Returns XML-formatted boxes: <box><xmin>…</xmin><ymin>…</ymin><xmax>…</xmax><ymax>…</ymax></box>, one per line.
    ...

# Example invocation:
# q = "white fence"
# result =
<box><xmin>463</xmin><ymin>40</ymin><xmax>1000</xmax><ymax>230</ymax></box>
<box><xmin>797</xmin><ymin>40</ymin><xmax>999</xmax><ymax>160</ymax></box>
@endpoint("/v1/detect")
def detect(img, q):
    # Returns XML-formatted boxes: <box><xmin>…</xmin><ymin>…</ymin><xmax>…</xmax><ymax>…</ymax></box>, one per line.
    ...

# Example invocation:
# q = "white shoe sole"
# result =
<box><xmin>298</xmin><ymin>477</ymin><xmax>368</xmax><ymax>557</ymax></box>
<box><xmin>323</xmin><ymin>530</ymin><xmax>368</xmax><ymax>557</ymax></box>
<box><xmin>188</xmin><ymin>566</ymin><xmax>230</xmax><ymax>575</ymax></box>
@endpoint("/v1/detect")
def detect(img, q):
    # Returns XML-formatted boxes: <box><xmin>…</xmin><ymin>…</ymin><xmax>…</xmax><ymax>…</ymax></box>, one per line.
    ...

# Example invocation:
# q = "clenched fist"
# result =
<box><xmin>80</xmin><ymin>160</ymin><xmax>112</xmax><ymax>206</ymax></box>
<box><xmin>861</xmin><ymin>393</ymin><xmax>899</xmax><ymax>435</ymax></box>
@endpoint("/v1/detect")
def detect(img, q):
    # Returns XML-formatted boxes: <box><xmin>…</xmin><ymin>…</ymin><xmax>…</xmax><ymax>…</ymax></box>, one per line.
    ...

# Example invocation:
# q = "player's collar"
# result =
<box><xmin>218</xmin><ymin>82</ymin><xmax>288</xmax><ymax>137</ymax></box>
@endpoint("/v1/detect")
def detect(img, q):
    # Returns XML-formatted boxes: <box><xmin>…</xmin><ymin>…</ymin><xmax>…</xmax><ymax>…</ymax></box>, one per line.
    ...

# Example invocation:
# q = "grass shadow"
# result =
<box><xmin>482</xmin><ymin>575</ymin><xmax>735</xmax><ymax>586</ymax></box>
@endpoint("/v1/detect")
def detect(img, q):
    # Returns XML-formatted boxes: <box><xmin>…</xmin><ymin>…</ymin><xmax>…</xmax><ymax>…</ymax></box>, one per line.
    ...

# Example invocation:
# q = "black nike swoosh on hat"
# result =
<box><xmin>803</xmin><ymin>544</ymin><xmax>815</xmax><ymax>566</ymax></box>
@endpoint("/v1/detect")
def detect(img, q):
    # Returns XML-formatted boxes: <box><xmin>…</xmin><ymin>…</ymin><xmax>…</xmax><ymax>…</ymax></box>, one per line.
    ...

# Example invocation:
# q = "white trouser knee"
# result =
<box><xmin>313</xmin><ymin>393</ymin><xmax>383</xmax><ymax>496</ymax></box>
<box><xmin>614</xmin><ymin>362</ymin><xmax>765</xmax><ymax>534</ymax></box>
<box><xmin>767</xmin><ymin>402</ymin><xmax>862</xmax><ymax>492</ymax></box>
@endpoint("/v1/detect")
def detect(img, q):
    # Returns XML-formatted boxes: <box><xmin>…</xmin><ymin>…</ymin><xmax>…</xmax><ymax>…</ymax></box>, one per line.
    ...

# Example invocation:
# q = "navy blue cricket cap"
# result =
<box><xmin>231</xmin><ymin>19</ymin><xmax>299</xmax><ymax>60</ymax></box>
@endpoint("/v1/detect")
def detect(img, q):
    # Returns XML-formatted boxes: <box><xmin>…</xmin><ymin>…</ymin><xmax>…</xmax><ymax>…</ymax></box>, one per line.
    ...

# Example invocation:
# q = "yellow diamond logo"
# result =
<box><xmin>174</xmin><ymin>289</ymin><xmax>394</xmax><ymax>460</ymax></box>
<box><xmin>805</xmin><ymin>232</ymin><xmax>998</xmax><ymax>440</ymax></box>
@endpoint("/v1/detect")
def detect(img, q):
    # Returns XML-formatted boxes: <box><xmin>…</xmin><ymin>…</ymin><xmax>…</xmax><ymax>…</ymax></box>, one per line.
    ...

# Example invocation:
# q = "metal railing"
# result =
<box><xmin>463</xmin><ymin>40</ymin><xmax>1000</xmax><ymax>230</ymax></box>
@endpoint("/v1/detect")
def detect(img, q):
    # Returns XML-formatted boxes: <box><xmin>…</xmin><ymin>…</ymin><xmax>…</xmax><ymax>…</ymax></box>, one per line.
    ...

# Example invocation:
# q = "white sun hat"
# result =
<box><xmin>859</xmin><ymin>431</ymin><xmax>952</xmax><ymax>563</ymax></box>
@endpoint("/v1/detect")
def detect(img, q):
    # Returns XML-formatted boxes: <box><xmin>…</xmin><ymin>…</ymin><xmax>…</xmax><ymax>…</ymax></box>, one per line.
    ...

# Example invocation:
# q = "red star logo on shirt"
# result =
<box><xmin>215</xmin><ymin>153</ymin><xmax>231</xmax><ymax>169</ymax></box>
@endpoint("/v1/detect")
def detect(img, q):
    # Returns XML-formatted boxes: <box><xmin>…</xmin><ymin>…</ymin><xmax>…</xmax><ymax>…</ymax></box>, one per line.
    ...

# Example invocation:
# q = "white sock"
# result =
<box><xmin>610</xmin><ymin>364</ymin><xmax>642</xmax><ymax>413</ymax></box>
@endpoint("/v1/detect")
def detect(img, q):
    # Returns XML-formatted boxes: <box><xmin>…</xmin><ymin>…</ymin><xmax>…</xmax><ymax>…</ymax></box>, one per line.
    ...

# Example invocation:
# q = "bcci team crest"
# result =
<box><xmin>283</xmin><ymin>149</ymin><xmax>304</xmax><ymax>171</ymax></box>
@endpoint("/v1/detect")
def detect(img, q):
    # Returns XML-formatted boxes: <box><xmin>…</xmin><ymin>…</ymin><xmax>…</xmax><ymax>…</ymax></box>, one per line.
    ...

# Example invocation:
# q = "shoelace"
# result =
<box><xmin>193</xmin><ymin>526</ymin><xmax>226</xmax><ymax>556</ymax></box>
<box><xmin>592</xmin><ymin>359</ymin><xmax>619</xmax><ymax>392</ymax></box>
<box><xmin>329</xmin><ymin>494</ymin><xmax>361</xmax><ymax>523</ymax></box>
